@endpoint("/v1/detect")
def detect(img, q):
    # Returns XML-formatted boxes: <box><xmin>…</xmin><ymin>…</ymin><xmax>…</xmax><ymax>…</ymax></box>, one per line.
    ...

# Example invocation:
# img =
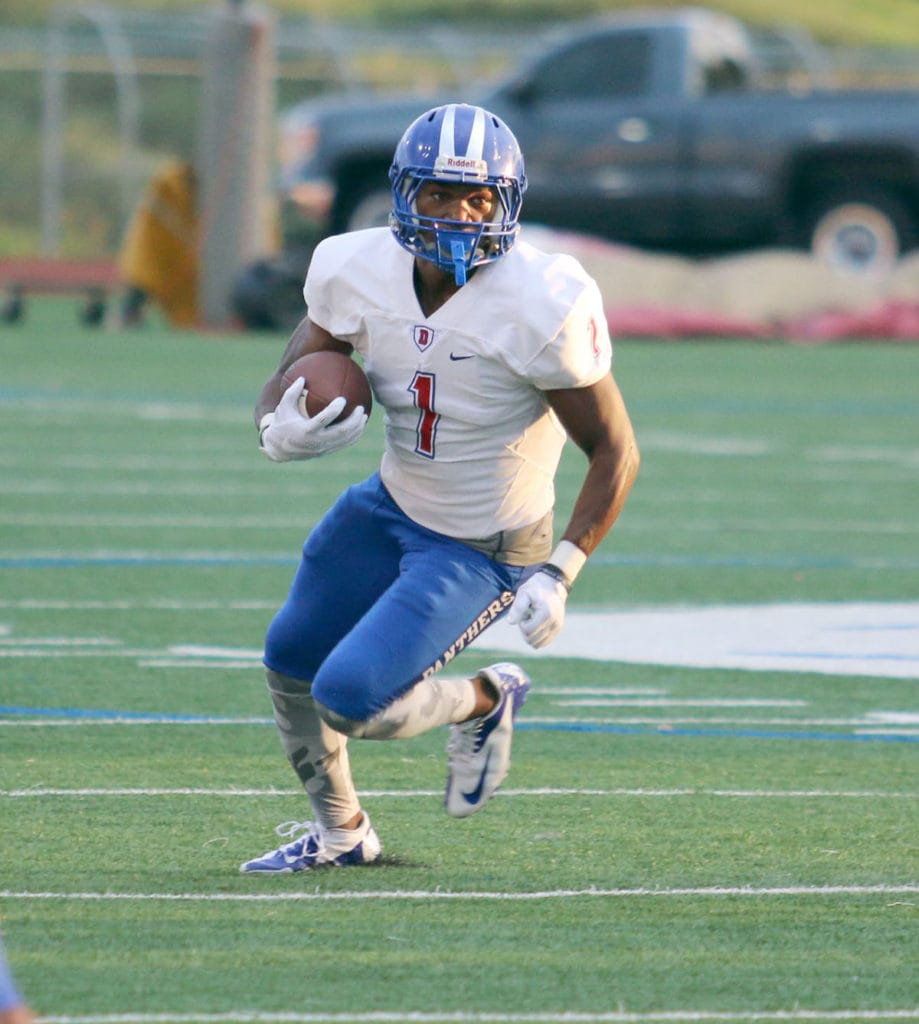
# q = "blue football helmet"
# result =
<box><xmin>389</xmin><ymin>103</ymin><xmax>527</xmax><ymax>285</ymax></box>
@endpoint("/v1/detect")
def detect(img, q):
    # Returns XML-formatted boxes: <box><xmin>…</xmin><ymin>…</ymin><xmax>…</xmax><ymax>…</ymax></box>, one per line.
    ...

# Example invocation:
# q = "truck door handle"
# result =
<box><xmin>617</xmin><ymin>117</ymin><xmax>651</xmax><ymax>143</ymax></box>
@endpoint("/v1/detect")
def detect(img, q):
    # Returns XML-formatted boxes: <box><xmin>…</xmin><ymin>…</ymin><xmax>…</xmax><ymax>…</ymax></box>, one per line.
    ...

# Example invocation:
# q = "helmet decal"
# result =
<box><xmin>388</xmin><ymin>103</ymin><xmax>527</xmax><ymax>285</ymax></box>
<box><xmin>434</xmin><ymin>105</ymin><xmax>488</xmax><ymax>179</ymax></box>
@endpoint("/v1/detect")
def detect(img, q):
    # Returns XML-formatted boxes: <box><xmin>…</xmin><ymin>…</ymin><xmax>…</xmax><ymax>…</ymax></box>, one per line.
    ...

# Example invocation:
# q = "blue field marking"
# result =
<box><xmin>0</xmin><ymin>555</ymin><xmax>298</xmax><ymax>568</ymax></box>
<box><xmin>736</xmin><ymin>650</ymin><xmax>919</xmax><ymax>664</ymax></box>
<box><xmin>591</xmin><ymin>554</ymin><xmax>919</xmax><ymax>570</ymax></box>
<box><xmin>0</xmin><ymin>705</ymin><xmax>273</xmax><ymax>724</ymax></box>
<box><xmin>2</xmin><ymin>706</ymin><xmax>917</xmax><ymax>742</ymax></box>
<box><xmin>518</xmin><ymin>721</ymin><xmax>919</xmax><ymax>744</ymax></box>
<box><xmin>4</xmin><ymin>553</ymin><xmax>919</xmax><ymax>570</ymax></box>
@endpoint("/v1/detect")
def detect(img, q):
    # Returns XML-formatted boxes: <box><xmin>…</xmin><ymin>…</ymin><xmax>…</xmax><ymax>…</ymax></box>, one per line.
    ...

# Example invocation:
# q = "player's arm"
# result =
<box><xmin>508</xmin><ymin>372</ymin><xmax>639</xmax><ymax>649</ymax></box>
<box><xmin>254</xmin><ymin>316</ymin><xmax>364</xmax><ymax>463</ymax></box>
<box><xmin>254</xmin><ymin>315</ymin><xmax>352</xmax><ymax>427</ymax></box>
<box><xmin>548</xmin><ymin>370</ymin><xmax>640</xmax><ymax>561</ymax></box>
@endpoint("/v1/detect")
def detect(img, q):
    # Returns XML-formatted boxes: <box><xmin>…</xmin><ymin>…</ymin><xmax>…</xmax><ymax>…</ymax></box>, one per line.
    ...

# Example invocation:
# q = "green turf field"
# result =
<box><xmin>1</xmin><ymin>300</ymin><xmax>917</xmax><ymax>1021</ymax></box>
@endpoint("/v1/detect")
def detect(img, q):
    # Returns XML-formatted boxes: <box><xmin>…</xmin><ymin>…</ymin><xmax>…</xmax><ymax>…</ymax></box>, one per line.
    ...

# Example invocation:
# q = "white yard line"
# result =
<box><xmin>2</xmin><ymin>788</ymin><xmax>916</xmax><ymax>799</ymax></box>
<box><xmin>1</xmin><ymin>717</ymin><xmax>915</xmax><ymax>733</ymax></box>
<box><xmin>34</xmin><ymin>1010</ymin><xmax>919</xmax><ymax>1024</ymax></box>
<box><xmin>3</xmin><ymin>884</ymin><xmax>918</xmax><ymax>903</ymax></box>
<box><xmin>553</xmin><ymin>699</ymin><xmax>806</xmax><ymax>708</ymax></box>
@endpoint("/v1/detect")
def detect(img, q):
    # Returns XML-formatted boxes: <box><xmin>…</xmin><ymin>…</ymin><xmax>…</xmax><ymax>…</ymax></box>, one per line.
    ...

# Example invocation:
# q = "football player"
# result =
<box><xmin>243</xmin><ymin>103</ymin><xmax>639</xmax><ymax>873</ymax></box>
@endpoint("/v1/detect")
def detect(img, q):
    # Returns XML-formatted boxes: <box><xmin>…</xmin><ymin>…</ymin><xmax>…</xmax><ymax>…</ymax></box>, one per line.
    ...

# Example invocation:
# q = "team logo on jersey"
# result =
<box><xmin>413</xmin><ymin>325</ymin><xmax>435</xmax><ymax>352</ymax></box>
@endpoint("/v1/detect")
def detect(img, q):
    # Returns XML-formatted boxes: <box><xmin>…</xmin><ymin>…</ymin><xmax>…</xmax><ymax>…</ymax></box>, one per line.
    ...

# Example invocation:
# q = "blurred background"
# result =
<box><xmin>2</xmin><ymin>0</ymin><xmax>919</xmax><ymax>332</ymax></box>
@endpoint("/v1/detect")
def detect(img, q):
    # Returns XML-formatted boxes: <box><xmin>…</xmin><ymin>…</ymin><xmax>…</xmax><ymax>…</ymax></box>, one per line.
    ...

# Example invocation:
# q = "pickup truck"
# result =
<box><xmin>276</xmin><ymin>7</ymin><xmax>919</xmax><ymax>277</ymax></box>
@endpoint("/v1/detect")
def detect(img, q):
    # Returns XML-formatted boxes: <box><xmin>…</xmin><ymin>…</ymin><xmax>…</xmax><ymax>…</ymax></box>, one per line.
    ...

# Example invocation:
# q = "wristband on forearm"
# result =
<box><xmin>538</xmin><ymin>563</ymin><xmax>571</xmax><ymax>592</ymax></box>
<box><xmin>541</xmin><ymin>540</ymin><xmax>587</xmax><ymax>591</ymax></box>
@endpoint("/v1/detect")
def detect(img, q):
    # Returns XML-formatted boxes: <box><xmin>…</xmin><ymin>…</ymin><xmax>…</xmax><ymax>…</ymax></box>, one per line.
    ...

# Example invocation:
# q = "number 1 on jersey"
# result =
<box><xmin>408</xmin><ymin>371</ymin><xmax>439</xmax><ymax>459</ymax></box>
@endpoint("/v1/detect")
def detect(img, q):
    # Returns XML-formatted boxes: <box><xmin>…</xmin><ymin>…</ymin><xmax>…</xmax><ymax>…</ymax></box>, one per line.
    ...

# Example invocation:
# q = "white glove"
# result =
<box><xmin>259</xmin><ymin>377</ymin><xmax>367</xmax><ymax>462</ymax></box>
<box><xmin>507</xmin><ymin>566</ymin><xmax>570</xmax><ymax>650</ymax></box>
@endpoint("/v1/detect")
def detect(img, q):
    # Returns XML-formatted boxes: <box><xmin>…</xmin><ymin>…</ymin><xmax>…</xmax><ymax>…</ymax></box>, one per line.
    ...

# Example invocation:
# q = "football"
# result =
<box><xmin>281</xmin><ymin>350</ymin><xmax>373</xmax><ymax>423</ymax></box>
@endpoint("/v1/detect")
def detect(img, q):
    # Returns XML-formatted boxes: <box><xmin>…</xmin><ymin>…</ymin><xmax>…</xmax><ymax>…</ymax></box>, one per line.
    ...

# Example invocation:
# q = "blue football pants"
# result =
<box><xmin>263</xmin><ymin>473</ymin><xmax>527</xmax><ymax>721</ymax></box>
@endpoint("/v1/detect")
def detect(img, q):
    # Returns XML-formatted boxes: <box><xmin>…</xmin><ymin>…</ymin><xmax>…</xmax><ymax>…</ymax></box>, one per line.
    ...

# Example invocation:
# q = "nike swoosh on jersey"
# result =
<box><xmin>449</xmin><ymin>352</ymin><xmax>475</xmax><ymax>361</ymax></box>
<box><xmin>460</xmin><ymin>748</ymin><xmax>493</xmax><ymax>805</ymax></box>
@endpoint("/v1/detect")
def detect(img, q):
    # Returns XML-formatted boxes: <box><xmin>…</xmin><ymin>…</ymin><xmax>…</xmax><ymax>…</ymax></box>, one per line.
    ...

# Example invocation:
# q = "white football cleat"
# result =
<box><xmin>444</xmin><ymin>662</ymin><xmax>531</xmax><ymax>818</ymax></box>
<box><xmin>240</xmin><ymin>812</ymin><xmax>381</xmax><ymax>873</ymax></box>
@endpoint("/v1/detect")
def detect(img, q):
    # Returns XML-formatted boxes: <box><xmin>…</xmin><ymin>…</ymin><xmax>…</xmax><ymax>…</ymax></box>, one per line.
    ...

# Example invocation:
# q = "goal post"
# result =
<box><xmin>196</xmin><ymin>0</ymin><xmax>276</xmax><ymax>327</ymax></box>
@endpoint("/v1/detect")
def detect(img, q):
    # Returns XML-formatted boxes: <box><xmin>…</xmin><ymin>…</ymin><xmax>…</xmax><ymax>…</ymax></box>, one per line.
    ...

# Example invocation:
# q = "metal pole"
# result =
<box><xmin>197</xmin><ymin>1</ymin><xmax>276</xmax><ymax>326</ymax></box>
<box><xmin>40</xmin><ymin>7</ymin><xmax>66</xmax><ymax>256</ymax></box>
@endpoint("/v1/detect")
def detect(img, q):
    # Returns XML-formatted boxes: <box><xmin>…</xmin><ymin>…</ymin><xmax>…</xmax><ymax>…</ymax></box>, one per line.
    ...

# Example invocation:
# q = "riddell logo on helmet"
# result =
<box><xmin>435</xmin><ymin>155</ymin><xmax>488</xmax><ymax>176</ymax></box>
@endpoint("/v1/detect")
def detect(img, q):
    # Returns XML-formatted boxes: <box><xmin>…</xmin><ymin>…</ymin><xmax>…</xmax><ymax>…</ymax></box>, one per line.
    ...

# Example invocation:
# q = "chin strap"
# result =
<box><xmin>450</xmin><ymin>239</ymin><xmax>468</xmax><ymax>286</ymax></box>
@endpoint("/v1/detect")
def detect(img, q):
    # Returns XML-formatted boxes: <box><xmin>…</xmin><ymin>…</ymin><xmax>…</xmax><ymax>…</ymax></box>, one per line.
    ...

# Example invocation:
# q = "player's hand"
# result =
<box><xmin>507</xmin><ymin>568</ymin><xmax>569</xmax><ymax>649</ymax></box>
<box><xmin>259</xmin><ymin>377</ymin><xmax>367</xmax><ymax>462</ymax></box>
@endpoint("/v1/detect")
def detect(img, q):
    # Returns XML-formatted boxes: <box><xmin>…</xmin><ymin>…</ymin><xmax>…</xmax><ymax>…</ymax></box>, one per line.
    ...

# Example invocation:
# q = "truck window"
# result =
<box><xmin>531</xmin><ymin>30</ymin><xmax>652</xmax><ymax>101</ymax></box>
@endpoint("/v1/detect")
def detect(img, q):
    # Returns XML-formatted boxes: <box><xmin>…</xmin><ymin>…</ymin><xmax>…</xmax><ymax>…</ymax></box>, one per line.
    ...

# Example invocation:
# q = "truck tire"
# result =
<box><xmin>803</xmin><ymin>188</ymin><xmax>915</xmax><ymax>276</ymax></box>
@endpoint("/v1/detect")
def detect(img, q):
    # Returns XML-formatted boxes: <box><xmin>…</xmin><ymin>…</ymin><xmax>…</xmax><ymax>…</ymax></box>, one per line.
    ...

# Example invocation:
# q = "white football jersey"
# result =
<box><xmin>304</xmin><ymin>227</ymin><xmax>612</xmax><ymax>540</ymax></box>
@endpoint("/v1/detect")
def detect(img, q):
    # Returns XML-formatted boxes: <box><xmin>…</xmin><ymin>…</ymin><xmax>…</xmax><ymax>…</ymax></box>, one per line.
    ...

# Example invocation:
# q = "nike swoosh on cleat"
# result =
<box><xmin>449</xmin><ymin>352</ymin><xmax>475</xmax><ymax>361</ymax></box>
<box><xmin>460</xmin><ymin>748</ymin><xmax>493</xmax><ymax>806</ymax></box>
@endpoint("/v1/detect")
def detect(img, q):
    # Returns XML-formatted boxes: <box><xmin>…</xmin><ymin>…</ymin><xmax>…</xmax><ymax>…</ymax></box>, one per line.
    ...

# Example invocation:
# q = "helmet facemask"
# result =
<box><xmin>389</xmin><ymin>105</ymin><xmax>527</xmax><ymax>285</ymax></box>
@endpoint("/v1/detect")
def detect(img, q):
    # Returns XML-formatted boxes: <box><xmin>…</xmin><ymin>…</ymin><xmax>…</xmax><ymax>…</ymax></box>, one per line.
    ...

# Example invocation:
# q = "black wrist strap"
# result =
<box><xmin>539</xmin><ymin>562</ymin><xmax>572</xmax><ymax>593</ymax></box>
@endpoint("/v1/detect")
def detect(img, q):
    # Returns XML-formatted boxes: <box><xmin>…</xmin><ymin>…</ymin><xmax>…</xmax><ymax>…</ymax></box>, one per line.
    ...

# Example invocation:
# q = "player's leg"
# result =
<box><xmin>262</xmin><ymin>476</ymin><xmax>404</xmax><ymax>684</ymax></box>
<box><xmin>308</xmin><ymin>509</ymin><xmax>531</xmax><ymax>817</ymax></box>
<box><xmin>265</xmin><ymin>667</ymin><xmax>361</xmax><ymax>825</ymax></box>
<box><xmin>240</xmin><ymin>666</ymin><xmax>382</xmax><ymax>874</ymax></box>
<box><xmin>308</xmin><ymin>524</ymin><xmax>524</xmax><ymax>730</ymax></box>
<box><xmin>242</xmin><ymin>477</ymin><xmax>399</xmax><ymax>873</ymax></box>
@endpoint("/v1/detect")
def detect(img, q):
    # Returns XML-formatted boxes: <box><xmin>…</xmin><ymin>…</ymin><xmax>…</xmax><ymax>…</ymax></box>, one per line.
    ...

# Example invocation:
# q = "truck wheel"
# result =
<box><xmin>804</xmin><ymin>189</ymin><xmax>915</xmax><ymax>276</ymax></box>
<box><xmin>333</xmin><ymin>177</ymin><xmax>393</xmax><ymax>234</ymax></box>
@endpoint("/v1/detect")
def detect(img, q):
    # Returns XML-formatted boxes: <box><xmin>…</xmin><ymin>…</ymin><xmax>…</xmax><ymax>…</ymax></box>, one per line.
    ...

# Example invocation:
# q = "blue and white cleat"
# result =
<box><xmin>240</xmin><ymin>812</ymin><xmax>382</xmax><ymax>874</ymax></box>
<box><xmin>445</xmin><ymin>662</ymin><xmax>531</xmax><ymax>818</ymax></box>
